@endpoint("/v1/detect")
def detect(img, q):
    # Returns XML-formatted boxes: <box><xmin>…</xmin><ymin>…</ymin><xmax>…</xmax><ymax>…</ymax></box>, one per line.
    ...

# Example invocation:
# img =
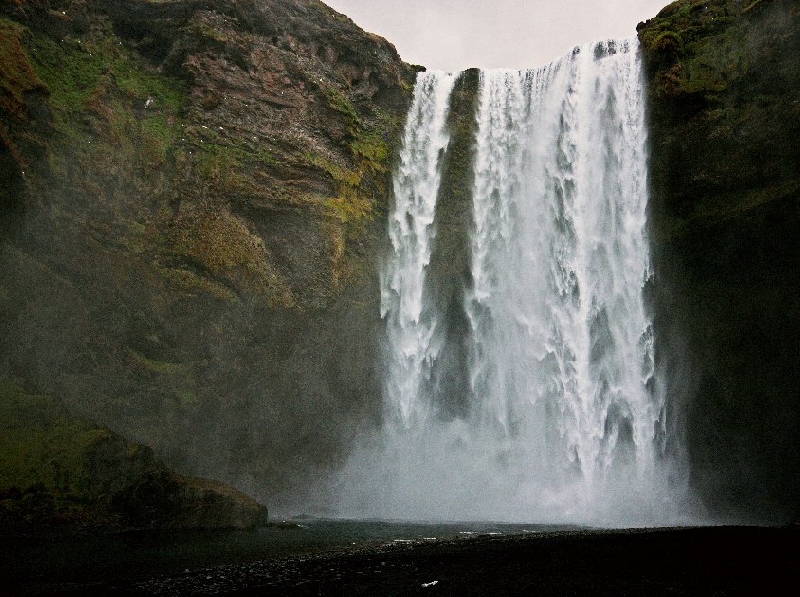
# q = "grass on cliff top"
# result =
<box><xmin>640</xmin><ymin>0</ymin><xmax>754</xmax><ymax>99</ymax></box>
<box><xmin>642</xmin><ymin>0</ymin><xmax>741</xmax><ymax>48</ymax></box>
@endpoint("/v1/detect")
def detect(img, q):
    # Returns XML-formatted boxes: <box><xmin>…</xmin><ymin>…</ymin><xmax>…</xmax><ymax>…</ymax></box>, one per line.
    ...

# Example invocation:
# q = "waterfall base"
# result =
<box><xmin>340</xmin><ymin>39</ymin><xmax>697</xmax><ymax>526</ymax></box>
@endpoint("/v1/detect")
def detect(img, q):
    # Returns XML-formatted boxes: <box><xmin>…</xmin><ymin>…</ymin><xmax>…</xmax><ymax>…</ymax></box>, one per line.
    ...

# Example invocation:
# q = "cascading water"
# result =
<box><xmin>381</xmin><ymin>71</ymin><xmax>458</xmax><ymax>427</ymax></box>
<box><xmin>338</xmin><ymin>39</ymin><xmax>689</xmax><ymax>525</ymax></box>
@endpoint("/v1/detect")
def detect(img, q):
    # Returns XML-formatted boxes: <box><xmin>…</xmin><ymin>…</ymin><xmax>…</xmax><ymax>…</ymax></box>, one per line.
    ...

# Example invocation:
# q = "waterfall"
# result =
<box><xmin>381</xmin><ymin>71</ymin><xmax>458</xmax><ymax>427</ymax></box>
<box><xmin>339</xmin><ymin>39</ymin><xmax>689</xmax><ymax>525</ymax></box>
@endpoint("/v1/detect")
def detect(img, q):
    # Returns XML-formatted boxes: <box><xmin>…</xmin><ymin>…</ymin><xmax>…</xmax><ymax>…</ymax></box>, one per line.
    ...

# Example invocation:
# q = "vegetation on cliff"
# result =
<box><xmin>0</xmin><ymin>377</ymin><xmax>268</xmax><ymax>533</ymax></box>
<box><xmin>638</xmin><ymin>0</ymin><xmax>799</xmax><ymax>234</ymax></box>
<box><xmin>0</xmin><ymin>0</ymin><xmax>416</xmax><ymax>525</ymax></box>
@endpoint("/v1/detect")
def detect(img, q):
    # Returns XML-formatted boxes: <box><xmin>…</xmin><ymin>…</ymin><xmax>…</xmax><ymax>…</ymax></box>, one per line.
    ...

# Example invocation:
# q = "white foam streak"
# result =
<box><xmin>381</xmin><ymin>71</ymin><xmax>458</xmax><ymax>426</ymax></box>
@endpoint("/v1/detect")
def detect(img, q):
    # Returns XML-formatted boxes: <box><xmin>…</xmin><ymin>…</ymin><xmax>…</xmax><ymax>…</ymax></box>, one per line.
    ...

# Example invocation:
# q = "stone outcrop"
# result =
<box><xmin>0</xmin><ymin>379</ymin><xmax>268</xmax><ymax>533</ymax></box>
<box><xmin>638</xmin><ymin>0</ymin><xmax>799</xmax><ymax>521</ymax></box>
<box><xmin>424</xmin><ymin>69</ymin><xmax>479</xmax><ymax>420</ymax></box>
<box><xmin>0</xmin><ymin>0</ymin><xmax>416</xmax><ymax>519</ymax></box>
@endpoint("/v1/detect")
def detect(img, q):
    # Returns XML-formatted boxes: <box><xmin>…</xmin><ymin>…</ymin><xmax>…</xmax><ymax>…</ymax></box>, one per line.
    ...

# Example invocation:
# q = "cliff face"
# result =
<box><xmin>638</xmin><ymin>0</ymin><xmax>799</xmax><ymax>521</ymax></box>
<box><xmin>2</xmin><ymin>0</ymin><xmax>797</xmax><ymax>527</ymax></box>
<box><xmin>0</xmin><ymin>0</ymin><xmax>416</xmax><ymax>515</ymax></box>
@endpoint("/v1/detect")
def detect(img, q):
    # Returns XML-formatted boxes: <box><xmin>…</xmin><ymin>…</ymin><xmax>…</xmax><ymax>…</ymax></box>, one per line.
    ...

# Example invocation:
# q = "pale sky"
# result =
<box><xmin>323</xmin><ymin>0</ymin><xmax>669</xmax><ymax>70</ymax></box>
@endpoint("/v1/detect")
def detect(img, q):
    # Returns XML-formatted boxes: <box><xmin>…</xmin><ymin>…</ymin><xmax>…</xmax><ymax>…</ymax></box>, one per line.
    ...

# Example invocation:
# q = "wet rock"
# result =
<box><xmin>639</xmin><ymin>0</ymin><xmax>800</xmax><ymax>521</ymax></box>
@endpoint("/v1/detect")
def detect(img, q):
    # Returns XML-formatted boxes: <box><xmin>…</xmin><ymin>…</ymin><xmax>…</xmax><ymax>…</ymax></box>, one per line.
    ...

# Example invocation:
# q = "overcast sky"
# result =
<box><xmin>323</xmin><ymin>0</ymin><xmax>669</xmax><ymax>70</ymax></box>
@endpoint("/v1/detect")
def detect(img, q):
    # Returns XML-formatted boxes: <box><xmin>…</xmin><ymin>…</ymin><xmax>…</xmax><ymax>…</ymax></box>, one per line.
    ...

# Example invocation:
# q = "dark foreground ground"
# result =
<box><xmin>5</xmin><ymin>525</ymin><xmax>798</xmax><ymax>596</ymax></box>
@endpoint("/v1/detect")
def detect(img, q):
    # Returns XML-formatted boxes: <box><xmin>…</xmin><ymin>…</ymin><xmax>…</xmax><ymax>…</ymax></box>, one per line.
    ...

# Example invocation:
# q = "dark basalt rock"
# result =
<box><xmin>639</xmin><ymin>0</ymin><xmax>800</xmax><ymax>522</ymax></box>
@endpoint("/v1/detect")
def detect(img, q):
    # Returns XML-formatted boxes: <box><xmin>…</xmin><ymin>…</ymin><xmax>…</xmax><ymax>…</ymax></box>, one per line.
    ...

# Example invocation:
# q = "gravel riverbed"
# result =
<box><xmin>11</xmin><ymin>525</ymin><xmax>798</xmax><ymax>596</ymax></box>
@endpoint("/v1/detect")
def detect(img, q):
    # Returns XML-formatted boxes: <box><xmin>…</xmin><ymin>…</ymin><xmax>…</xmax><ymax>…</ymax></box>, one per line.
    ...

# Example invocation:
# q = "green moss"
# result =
<box><xmin>640</xmin><ymin>0</ymin><xmax>752</xmax><ymax>99</ymax></box>
<box><xmin>301</xmin><ymin>94</ymin><xmax>404</xmax><ymax>280</ymax></box>
<box><xmin>25</xmin><ymin>33</ymin><xmax>107</xmax><ymax>129</ymax></box>
<box><xmin>193</xmin><ymin>140</ymin><xmax>282</xmax><ymax>195</ymax></box>
<box><xmin>172</xmin><ymin>211</ymin><xmax>252</xmax><ymax>271</ymax></box>
<box><xmin>303</xmin><ymin>151</ymin><xmax>362</xmax><ymax>187</ymax></box>
<box><xmin>191</xmin><ymin>22</ymin><xmax>230</xmax><ymax>44</ymax></box>
<box><xmin>140</xmin><ymin>114</ymin><xmax>178</xmax><ymax>167</ymax></box>
<box><xmin>127</xmin><ymin>349</ymin><xmax>190</xmax><ymax>376</ymax></box>
<box><xmin>157</xmin><ymin>266</ymin><xmax>237</xmax><ymax>301</ymax></box>
<box><xmin>315</xmin><ymin>87</ymin><xmax>402</xmax><ymax>215</ymax></box>
<box><xmin>651</xmin><ymin>30</ymin><xmax>685</xmax><ymax>54</ymax></box>
<box><xmin>21</xmin><ymin>20</ymin><xmax>186</xmax><ymax>152</ymax></box>
<box><xmin>177</xmin><ymin>390</ymin><xmax>197</xmax><ymax>408</ymax></box>
<box><xmin>303</xmin><ymin>101</ymin><xmax>400</xmax><ymax>227</ymax></box>
<box><xmin>164</xmin><ymin>206</ymin><xmax>295</xmax><ymax>306</ymax></box>
<box><xmin>324</xmin><ymin>86</ymin><xmax>360</xmax><ymax>129</ymax></box>
<box><xmin>114</xmin><ymin>59</ymin><xmax>186</xmax><ymax>113</ymax></box>
<box><xmin>683</xmin><ymin>28</ymin><xmax>749</xmax><ymax>92</ymax></box>
<box><xmin>194</xmin><ymin>144</ymin><xmax>238</xmax><ymax>184</ymax></box>
<box><xmin>322</xmin><ymin>188</ymin><xmax>374</xmax><ymax>224</ymax></box>
<box><xmin>321</xmin><ymin>85</ymin><xmax>395</xmax><ymax>179</ymax></box>
<box><xmin>1</xmin><ymin>17</ymin><xmax>188</xmax><ymax>241</ymax></box>
<box><xmin>0</xmin><ymin>379</ymin><xmax>111</xmax><ymax>498</ymax></box>
<box><xmin>303</xmin><ymin>144</ymin><xmax>381</xmax><ymax>232</ymax></box>
<box><xmin>350</xmin><ymin>132</ymin><xmax>389</xmax><ymax>173</ymax></box>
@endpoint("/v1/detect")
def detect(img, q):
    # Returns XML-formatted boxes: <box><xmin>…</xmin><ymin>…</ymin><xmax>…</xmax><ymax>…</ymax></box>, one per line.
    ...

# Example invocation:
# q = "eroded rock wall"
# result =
<box><xmin>639</xmin><ymin>0</ymin><xmax>799</xmax><ymax>521</ymax></box>
<box><xmin>0</xmin><ymin>0</ymin><xmax>416</xmax><ymax>510</ymax></box>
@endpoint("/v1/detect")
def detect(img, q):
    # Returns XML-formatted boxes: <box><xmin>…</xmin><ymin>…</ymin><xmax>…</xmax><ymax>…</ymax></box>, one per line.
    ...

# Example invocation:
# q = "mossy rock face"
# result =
<box><xmin>639</xmin><ymin>0</ymin><xmax>800</xmax><ymax>521</ymax></box>
<box><xmin>0</xmin><ymin>0</ymin><xmax>416</xmax><ymax>523</ymax></box>
<box><xmin>424</xmin><ymin>69</ymin><xmax>480</xmax><ymax>420</ymax></box>
<box><xmin>638</xmin><ymin>0</ymin><xmax>799</xmax><ymax>275</ymax></box>
<box><xmin>0</xmin><ymin>379</ymin><xmax>267</xmax><ymax>533</ymax></box>
<box><xmin>0</xmin><ymin>17</ymin><xmax>50</xmax><ymax>220</ymax></box>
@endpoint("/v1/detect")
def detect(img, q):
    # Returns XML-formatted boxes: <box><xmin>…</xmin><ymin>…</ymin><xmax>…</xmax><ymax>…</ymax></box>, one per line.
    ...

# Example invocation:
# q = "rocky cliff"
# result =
<box><xmin>1</xmin><ymin>0</ymin><xmax>416</xmax><ymax>524</ymax></box>
<box><xmin>1</xmin><ymin>0</ymin><xmax>797</xmax><ymax>528</ymax></box>
<box><xmin>638</xmin><ymin>0</ymin><xmax>799</xmax><ymax>521</ymax></box>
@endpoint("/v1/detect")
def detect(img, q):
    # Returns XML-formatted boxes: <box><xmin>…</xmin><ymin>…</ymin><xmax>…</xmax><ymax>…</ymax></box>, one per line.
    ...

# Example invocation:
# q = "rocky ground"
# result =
<box><xmin>12</xmin><ymin>526</ymin><xmax>798</xmax><ymax>596</ymax></box>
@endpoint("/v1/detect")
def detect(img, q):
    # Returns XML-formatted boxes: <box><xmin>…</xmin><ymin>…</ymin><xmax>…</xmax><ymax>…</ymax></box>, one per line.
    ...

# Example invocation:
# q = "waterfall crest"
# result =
<box><xmin>339</xmin><ymin>39</ymin><xmax>690</xmax><ymax>525</ymax></box>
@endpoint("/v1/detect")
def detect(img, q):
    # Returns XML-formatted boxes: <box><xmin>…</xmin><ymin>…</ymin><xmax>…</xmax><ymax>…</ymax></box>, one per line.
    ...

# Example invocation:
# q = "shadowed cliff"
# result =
<box><xmin>0</xmin><ymin>379</ymin><xmax>268</xmax><ymax>533</ymax></box>
<box><xmin>638</xmin><ymin>0</ymin><xmax>799</xmax><ymax>521</ymax></box>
